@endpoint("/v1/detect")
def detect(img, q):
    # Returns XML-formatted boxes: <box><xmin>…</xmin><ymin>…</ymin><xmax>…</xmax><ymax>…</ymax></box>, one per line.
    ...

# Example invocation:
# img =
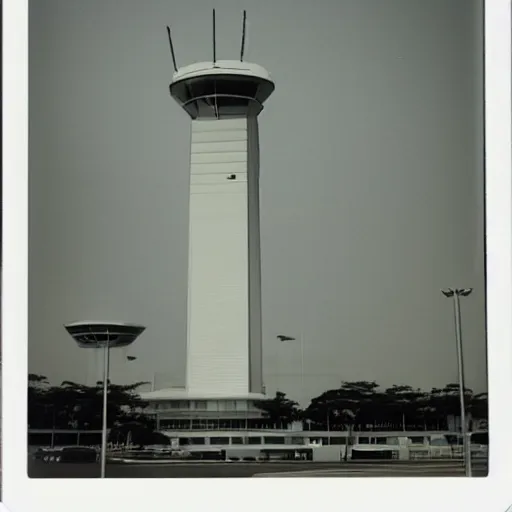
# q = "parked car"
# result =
<box><xmin>35</xmin><ymin>446</ymin><xmax>98</xmax><ymax>463</ymax></box>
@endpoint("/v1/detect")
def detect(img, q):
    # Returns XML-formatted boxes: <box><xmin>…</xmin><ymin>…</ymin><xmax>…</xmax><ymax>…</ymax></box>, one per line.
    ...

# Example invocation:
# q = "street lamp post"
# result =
<box><xmin>125</xmin><ymin>357</ymin><xmax>161</xmax><ymax>429</ymax></box>
<box><xmin>100</xmin><ymin>339</ymin><xmax>110</xmax><ymax>475</ymax></box>
<box><xmin>126</xmin><ymin>357</ymin><xmax>158</xmax><ymax>392</ymax></box>
<box><xmin>277</xmin><ymin>334</ymin><xmax>304</xmax><ymax>406</ymax></box>
<box><xmin>64</xmin><ymin>321</ymin><xmax>146</xmax><ymax>478</ymax></box>
<box><xmin>441</xmin><ymin>287</ymin><xmax>473</xmax><ymax>477</ymax></box>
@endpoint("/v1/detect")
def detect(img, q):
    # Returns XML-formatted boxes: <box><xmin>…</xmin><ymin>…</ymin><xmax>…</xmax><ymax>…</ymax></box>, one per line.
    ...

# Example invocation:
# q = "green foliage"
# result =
<box><xmin>254</xmin><ymin>391</ymin><xmax>302</xmax><ymax>426</ymax></box>
<box><xmin>302</xmin><ymin>381</ymin><xmax>487</xmax><ymax>431</ymax></box>
<box><xmin>27</xmin><ymin>374</ymin><xmax>151</xmax><ymax>431</ymax></box>
<box><xmin>27</xmin><ymin>373</ymin><xmax>488</xmax><ymax>434</ymax></box>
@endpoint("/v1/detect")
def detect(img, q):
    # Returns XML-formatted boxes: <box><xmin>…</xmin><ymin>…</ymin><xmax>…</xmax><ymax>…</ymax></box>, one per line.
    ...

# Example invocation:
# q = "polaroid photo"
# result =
<box><xmin>2</xmin><ymin>0</ymin><xmax>512</xmax><ymax>511</ymax></box>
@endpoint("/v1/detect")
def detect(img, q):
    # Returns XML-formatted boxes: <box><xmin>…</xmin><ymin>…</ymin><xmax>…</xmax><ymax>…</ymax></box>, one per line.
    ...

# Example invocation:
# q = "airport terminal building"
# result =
<box><xmin>138</xmin><ymin>389</ymin><xmax>269</xmax><ymax>431</ymax></box>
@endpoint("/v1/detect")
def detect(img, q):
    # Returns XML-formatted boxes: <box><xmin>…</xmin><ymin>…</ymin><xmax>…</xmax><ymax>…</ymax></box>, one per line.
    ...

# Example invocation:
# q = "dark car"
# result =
<box><xmin>36</xmin><ymin>446</ymin><xmax>98</xmax><ymax>463</ymax></box>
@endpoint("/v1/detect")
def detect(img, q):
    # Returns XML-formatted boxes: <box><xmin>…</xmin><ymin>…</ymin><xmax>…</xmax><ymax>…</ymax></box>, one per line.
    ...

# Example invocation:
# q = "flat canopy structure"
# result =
<box><xmin>64</xmin><ymin>321</ymin><xmax>146</xmax><ymax>348</ymax></box>
<box><xmin>139</xmin><ymin>387</ymin><xmax>266</xmax><ymax>401</ymax></box>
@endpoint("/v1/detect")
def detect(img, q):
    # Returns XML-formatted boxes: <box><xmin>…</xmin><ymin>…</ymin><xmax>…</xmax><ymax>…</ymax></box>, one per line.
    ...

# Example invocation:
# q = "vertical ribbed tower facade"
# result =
<box><xmin>169</xmin><ymin>56</ymin><xmax>274</xmax><ymax>396</ymax></box>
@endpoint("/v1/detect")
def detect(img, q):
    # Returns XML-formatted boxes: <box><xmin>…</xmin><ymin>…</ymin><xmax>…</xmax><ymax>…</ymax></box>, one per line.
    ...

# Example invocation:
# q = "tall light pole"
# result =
<box><xmin>277</xmin><ymin>334</ymin><xmax>304</xmax><ymax>406</ymax></box>
<box><xmin>441</xmin><ymin>287</ymin><xmax>473</xmax><ymax>477</ymax></box>
<box><xmin>64</xmin><ymin>321</ymin><xmax>146</xmax><ymax>478</ymax></box>
<box><xmin>126</xmin><ymin>357</ymin><xmax>159</xmax><ymax>392</ymax></box>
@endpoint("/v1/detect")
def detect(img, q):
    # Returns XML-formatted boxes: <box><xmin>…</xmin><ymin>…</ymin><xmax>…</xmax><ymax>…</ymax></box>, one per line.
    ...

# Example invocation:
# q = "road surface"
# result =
<box><xmin>27</xmin><ymin>459</ymin><xmax>488</xmax><ymax>479</ymax></box>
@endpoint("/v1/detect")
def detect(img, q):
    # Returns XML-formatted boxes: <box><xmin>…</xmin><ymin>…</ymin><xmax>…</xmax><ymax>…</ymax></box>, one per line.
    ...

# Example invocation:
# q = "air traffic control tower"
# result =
<box><xmin>167</xmin><ymin>11</ymin><xmax>274</xmax><ymax>398</ymax></box>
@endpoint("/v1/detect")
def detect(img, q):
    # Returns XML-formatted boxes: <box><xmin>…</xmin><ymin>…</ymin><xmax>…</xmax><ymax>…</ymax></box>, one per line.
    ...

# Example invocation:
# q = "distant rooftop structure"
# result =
<box><xmin>139</xmin><ymin>388</ymin><xmax>265</xmax><ymax>401</ymax></box>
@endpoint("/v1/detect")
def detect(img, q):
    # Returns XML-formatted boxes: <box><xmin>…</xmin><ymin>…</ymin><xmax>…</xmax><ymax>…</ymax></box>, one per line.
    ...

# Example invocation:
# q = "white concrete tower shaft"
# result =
<box><xmin>169</xmin><ymin>60</ymin><xmax>274</xmax><ymax>397</ymax></box>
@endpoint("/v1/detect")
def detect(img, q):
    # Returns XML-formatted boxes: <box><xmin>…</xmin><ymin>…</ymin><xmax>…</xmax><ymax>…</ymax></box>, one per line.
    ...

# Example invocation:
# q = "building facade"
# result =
<box><xmin>141</xmin><ymin>392</ymin><xmax>267</xmax><ymax>430</ymax></box>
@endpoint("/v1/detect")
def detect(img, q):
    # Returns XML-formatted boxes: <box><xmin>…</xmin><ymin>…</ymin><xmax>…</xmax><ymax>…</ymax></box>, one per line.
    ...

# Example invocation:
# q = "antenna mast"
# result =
<box><xmin>212</xmin><ymin>9</ymin><xmax>217</xmax><ymax>64</ymax></box>
<box><xmin>166</xmin><ymin>26</ymin><xmax>178</xmax><ymax>72</ymax></box>
<box><xmin>240</xmin><ymin>10</ymin><xmax>247</xmax><ymax>61</ymax></box>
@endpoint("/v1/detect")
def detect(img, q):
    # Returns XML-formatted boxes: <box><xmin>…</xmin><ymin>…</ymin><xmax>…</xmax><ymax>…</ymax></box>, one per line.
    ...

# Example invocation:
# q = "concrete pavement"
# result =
<box><xmin>252</xmin><ymin>460</ymin><xmax>488</xmax><ymax>477</ymax></box>
<box><xmin>27</xmin><ymin>459</ymin><xmax>488</xmax><ymax>479</ymax></box>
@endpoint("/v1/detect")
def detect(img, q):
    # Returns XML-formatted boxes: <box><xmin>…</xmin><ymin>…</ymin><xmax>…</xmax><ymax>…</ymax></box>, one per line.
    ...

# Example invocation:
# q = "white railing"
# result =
<box><xmin>409</xmin><ymin>445</ymin><xmax>488</xmax><ymax>460</ymax></box>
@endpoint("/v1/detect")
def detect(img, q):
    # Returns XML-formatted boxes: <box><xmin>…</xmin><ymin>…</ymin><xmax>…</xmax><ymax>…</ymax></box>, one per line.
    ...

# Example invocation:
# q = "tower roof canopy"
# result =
<box><xmin>172</xmin><ymin>60</ymin><xmax>273</xmax><ymax>83</ymax></box>
<box><xmin>170</xmin><ymin>60</ymin><xmax>275</xmax><ymax>120</ymax></box>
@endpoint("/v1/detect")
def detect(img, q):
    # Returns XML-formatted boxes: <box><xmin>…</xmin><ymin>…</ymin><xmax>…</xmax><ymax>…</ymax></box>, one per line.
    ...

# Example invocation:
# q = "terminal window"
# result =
<box><xmin>263</xmin><ymin>437</ymin><xmax>285</xmax><ymax>445</ymax></box>
<box><xmin>188</xmin><ymin>437</ymin><xmax>206</xmax><ymax>445</ymax></box>
<box><xmin>210</xmin><ymin>437</ymin><xmax>227</xmax><ymax>445</ymax></box>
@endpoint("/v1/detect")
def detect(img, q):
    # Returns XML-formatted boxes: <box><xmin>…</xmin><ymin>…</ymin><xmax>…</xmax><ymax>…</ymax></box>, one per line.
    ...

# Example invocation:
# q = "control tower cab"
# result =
<box><xmin>170</xmin><ymin>60</ymin><xmax>275</xmax><ymax>119</ymax></box>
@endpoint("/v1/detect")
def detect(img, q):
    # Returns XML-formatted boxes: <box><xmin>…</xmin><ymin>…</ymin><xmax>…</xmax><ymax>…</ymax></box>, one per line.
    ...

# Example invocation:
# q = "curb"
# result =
<box><xmin>106</xmin><ymin>458</ymin><xmax>481</xmax><ymax>465</ymax></box>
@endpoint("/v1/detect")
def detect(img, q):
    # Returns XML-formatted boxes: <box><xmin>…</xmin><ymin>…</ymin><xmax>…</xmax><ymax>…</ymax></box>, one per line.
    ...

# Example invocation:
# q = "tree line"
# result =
<box><xmin>255</xmin><ymin>381</ymin><xmax>488</xmax><ymax>432</ymax></box>
<box><xmin>28</xmin><ymin>374</ymin><xmax>150</xmax><ymax>430</ymax></box>
<box><xmin>28</xmin><ymin>374</ymin><xmax>488</xmax><ymax>437</ymax></box>
<box><xmin>27</xmin><ymin>373</ymin><xmax>169</xmax><ymax>446</ymax></box>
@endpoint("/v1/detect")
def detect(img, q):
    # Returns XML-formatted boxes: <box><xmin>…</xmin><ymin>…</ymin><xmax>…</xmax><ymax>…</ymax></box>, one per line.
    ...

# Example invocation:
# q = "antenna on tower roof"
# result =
<box><xmin>212</xmin><ymin>9</ymin><xmax>217</xmax><ymax>64</ymax></box>
<box><xmin>166</xmin><ymin>25</ymin><xmax>179</xmax><ymax>73</ymax></box>
<box><xmin>240</xmin><ymin>10</ymin><xmax>247</xmax><ymax>61</ymax></box>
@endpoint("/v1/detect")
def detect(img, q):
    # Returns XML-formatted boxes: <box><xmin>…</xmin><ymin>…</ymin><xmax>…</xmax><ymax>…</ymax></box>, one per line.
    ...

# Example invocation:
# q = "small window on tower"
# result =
<box><xmin>227</xmin><ymin>174</ymin><xmax>236</xmax><ymax>180</ymax></box>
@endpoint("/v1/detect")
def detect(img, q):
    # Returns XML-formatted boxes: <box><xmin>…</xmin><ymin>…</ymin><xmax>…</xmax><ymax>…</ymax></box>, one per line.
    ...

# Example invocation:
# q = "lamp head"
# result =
<box><xmin>64</xmin><ymin>321</ymin><xmax>146</xmax><ymax>349</ymax></box>
<box><xmin>441</xmin><ymin>289</ymin><xmax>455</xmax><ymax>298</ymax></box>
<box><xmin>277</xmin><ymin>335</ymin><xmax>295</xmax><ymax>342</ymax></box>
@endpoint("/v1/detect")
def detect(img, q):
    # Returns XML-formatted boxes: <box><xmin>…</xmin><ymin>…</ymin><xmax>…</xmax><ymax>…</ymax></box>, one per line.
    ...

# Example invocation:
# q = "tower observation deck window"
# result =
<box><xmin>170</xmin><ymin>74</ymin><xmax>274</xmax><ymax>120</ymax></box>
<box><xmin>75</xmin><ymin>334</ymin><xmax>120</xmax><ymax>343</ymax></box>
<box><xmin>176</xmin><ymin>75</ymin><xmax>259</xmax><ymax>104</ymax></box>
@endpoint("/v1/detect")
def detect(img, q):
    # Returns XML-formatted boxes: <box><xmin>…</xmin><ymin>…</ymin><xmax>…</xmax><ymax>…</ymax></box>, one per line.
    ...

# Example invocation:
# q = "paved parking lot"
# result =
<box><xmin>27</xmin><ymin>459</ymin><xmax>488</xmax><ymax>479</ymax></box>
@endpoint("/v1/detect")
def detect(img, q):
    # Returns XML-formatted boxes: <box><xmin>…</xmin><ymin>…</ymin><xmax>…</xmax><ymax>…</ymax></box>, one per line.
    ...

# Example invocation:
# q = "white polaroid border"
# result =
<box><xmin>3</xmin><ymin>0</ymin><xmax>511</xmax><ymax>511</ymax></box>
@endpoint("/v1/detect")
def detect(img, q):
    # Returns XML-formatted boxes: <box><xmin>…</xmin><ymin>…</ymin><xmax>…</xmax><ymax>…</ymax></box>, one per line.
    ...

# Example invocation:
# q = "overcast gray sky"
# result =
<box><xmin>28</xmin><ymin>0</ymin><xmax>486</xmax><ymax>406</ymax></box>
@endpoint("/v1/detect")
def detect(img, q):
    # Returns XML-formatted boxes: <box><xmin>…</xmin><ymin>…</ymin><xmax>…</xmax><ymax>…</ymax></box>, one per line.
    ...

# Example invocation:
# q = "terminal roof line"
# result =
<box><xmin>166</xmin><ymin>25</ymin><xmax>179</xmax><ymax>73</ymax></box>
<box><xmin>240</xmin><ymin>10</ymin><xmax>247</xmax><ymax>61</ymax></box>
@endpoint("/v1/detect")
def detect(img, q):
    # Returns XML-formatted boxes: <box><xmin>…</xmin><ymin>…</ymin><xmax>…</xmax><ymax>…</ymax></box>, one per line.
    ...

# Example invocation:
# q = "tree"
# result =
<box><xmin>28</xmin><ymin>374</ymin><xmax>49</xmax><ymax>387</ymax></box>
<box><xmin>468</xmin><ymin>392</ymin><xmax>488</xmax><ymax>429</ymax></box>
<box><xmin>27</xmin><ymin>375</ymin><xmax>152</xmax><ymax>431</ymax></box>
<box><xmin>108</xmin><ymin>416</ymin><xmax>163</xmax><ymax>447</ymax></box>
<box><xmin>27</xmin><ymin>374</ymin><xmax>52</xmax><ymax>429</ymax></box>
<box><xmin>425</xmin><ymin>384</ymin><xmax>474</xmax><ymax>431</ymax></box>
<box><xmin>302</xmin><ymin>380</ymin><xmax>486</xmax><ymax>433</ymax></box>
<box><xmin>254</xmin><ymin>391</ymin><xmax>301</xmax><ymax>427</ymax></box>
<box><xmin>383</xmin><ymin>385</ymin><xmax>426</xmax><ymax>430</ymax></box>
<box><xmin>303</xmin><ymin>381</ymin><xmax>380</xmax><ymax>432</ymax></box>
